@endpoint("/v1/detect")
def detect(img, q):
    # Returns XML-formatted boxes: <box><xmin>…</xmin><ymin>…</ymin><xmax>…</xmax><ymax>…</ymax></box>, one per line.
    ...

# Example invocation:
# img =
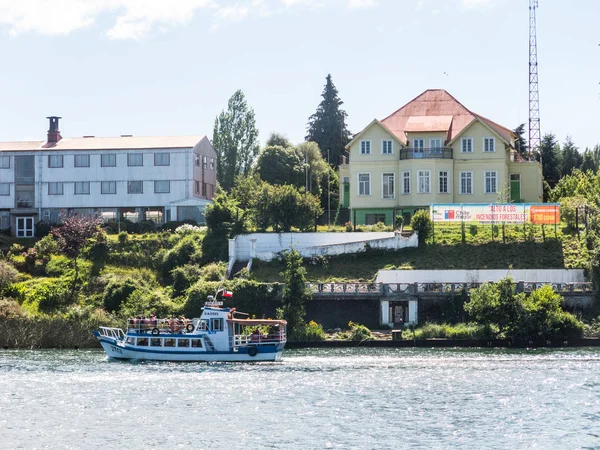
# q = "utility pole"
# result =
<box><xmin>327</xmin><ymin>147</ymin><xmax>331</xmax><ymax>229</ymax></box>
<box><xmin>529</xmin><ymin>0</ymin><xmax>541</xmax><ymax>161</ymax></box>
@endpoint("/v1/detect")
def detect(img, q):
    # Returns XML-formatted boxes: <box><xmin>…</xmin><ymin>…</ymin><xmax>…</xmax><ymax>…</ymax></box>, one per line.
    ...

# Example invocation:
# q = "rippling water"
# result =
<box><xmin>1</xmin><ymin>348</ymin><xmax>599</xmax><ymax>449</ymax></box>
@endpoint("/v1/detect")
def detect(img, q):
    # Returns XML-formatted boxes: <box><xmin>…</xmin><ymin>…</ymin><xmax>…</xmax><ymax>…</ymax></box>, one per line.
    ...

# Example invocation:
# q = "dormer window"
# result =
<box><xmin>360</xmin><ymin>140</ymin><xmax>371</xmax><ymax>155</ymax></box>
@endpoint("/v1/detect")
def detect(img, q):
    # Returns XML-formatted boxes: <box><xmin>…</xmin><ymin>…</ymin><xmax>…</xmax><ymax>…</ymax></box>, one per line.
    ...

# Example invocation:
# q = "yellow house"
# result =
<box><xmin>339</xmin><ymin>89</ymin><xmax>543</xmax><ymax>225</ymax></box>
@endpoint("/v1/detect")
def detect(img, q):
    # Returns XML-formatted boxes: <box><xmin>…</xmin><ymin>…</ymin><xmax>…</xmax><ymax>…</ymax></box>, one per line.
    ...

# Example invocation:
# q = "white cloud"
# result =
<box><xmin>0</xmin><ymin>0</ymin><xmax>379</xmax><ymax>39</ymax></box>
<box><xmin>347</xmin><ymin>0</ymin><xmax>377</xmax><ymax>8</ymax></box>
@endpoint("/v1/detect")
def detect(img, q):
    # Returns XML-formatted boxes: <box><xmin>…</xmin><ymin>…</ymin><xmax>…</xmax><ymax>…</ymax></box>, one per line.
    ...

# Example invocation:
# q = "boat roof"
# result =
<box><xmin>227</xmin><ymin>319</ymin><xmax>287</xmax><ymax>326</ymax></box>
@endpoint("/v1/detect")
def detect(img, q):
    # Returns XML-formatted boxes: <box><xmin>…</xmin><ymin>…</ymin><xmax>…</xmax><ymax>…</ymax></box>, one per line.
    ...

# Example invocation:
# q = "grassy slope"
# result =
<box><xmin>250</xmin><ymin>225</ymin><xmax>590</xmax><ymax>282</ymax></box>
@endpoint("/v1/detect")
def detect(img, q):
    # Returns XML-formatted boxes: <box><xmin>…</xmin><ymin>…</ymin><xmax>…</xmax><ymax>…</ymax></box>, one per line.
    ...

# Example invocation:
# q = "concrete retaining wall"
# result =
<box><xmin>376</xmin><ymin>269</ymin><xmax>585</xmax><ymax>284</ymax></box>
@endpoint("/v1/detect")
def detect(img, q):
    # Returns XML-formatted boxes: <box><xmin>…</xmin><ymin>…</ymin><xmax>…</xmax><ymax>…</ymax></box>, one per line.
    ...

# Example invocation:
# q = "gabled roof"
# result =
<box><xmin>380</xmin><ymin>89</ymin><xmax>515</xmax><ymax>146</ymax></box>
<box><xmin>345</xmin><ymin>119</ymin><xmax>405</xmax><ymax>149</ymax></box>
<box><xmin>0</xmin><ymin>135</ymin><xmax>206</xmax><ymax>152</ymax></box>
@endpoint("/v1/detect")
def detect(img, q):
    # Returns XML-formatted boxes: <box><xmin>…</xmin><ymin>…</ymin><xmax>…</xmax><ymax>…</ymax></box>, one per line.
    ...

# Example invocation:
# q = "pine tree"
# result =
<box><xmin>540</xmin><ymin>133</ymin><xmax>561</xmax><ymax>188</ymax></box>
<box><xmin>581</xmin><ymin>148</ymin><xmax>598</xmax><ymax>173</ymax></box>
<box><xmin>305</xmin><ymin>74</ymin><xmax>351</xmax><ymax>168</ymax></box>
<box><xmin>513</xmin><ymin>123</ymin><xmax>529</xmax><ymax>158</ymax></box>
<box><xmin>560</xmin><ymin>136</ymin><xmax>582</xmax><ymax>178</ymax></box>
<box><xmin>212</xmin><ymin>90</ymin><xmax>260</xmax><ymax>191</ymax></box>
<box><xmin>281</xmin><ymin>249</ymin><xmax>311</xmax><ymax>339</ymax></box>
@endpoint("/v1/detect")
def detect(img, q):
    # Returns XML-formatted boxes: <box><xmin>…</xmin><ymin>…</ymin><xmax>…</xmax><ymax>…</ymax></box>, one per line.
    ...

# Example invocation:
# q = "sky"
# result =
<box><xmin>0</xmin><ymin>0</ymin><xmax>598</xmax><ymax>151</ymax></box>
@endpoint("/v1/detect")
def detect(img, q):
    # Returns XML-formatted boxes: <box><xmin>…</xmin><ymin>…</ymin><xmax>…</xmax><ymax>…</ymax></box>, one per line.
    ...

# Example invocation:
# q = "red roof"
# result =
<box><xmin>381</xmin><ymin>89</ymin><xmax>515</xmax><ymax>145</ymax></box>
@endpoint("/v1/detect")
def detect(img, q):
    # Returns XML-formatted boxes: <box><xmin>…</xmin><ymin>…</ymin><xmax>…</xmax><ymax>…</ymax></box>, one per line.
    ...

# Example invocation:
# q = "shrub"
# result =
<box><xmin>34</xmin><ymin>235</ymin><xmax>59</xmax><ymax>259</ymax></box>
<box><xmin>0</xmin><ymin>298</ymin><xmax>25</xmax><ymax>319</ymax></box>
<box><xmin>45</xmin><ymin>255</ymin><xmax>73</xmax><ymax>277</ymax></box>
<box><xmin>161</xmin><ymin>220</ymin><xmax>198</xmax><ymax>232</ymax></box>
<box><xmin>561</xmin><ymin>196</ymin><xmax>596</xmax><ymax>229</ymax></box>
<box><xmin>160</xmin><ymin>234</ymin><xmax>201</xmax><ymax>283</ymax></box>
<box><xmin>344</xmin><ymin>221</ymin><xmax>353</xmax><ymax>232</ymax></box>
<box><xmin>201</xmin><ymin>262</ymin><xmax>226</xmax><ymax>282</ymax></box>
<box><xmin>410</xmin><ymin>210</ymin><xmax>433</xmax><ymax>245</ymax></box>
<box><xmin>395</xmin><ymin>215</ymin><xmax>404</xmax><ymax>229</ymax></box>
<box><xmin>299</xmin><ymin>321</ymin><xmax>326</xmax><ymax>341</ymax></box>
<box><xmin>347</xmin><ymin>321</ymin><xmax>373</xmax><ymax>341</ymax></box>
<box><xmin>103</xmin><ymin>278</ymin><xmax>139</xmax><ymax>313</ymax></box>
<box><xmin>175</xmin><ymin>224</ymin><xmax>206</xmax><ymax>235</ymax></box>
<box><xmin>118</xmin><ymin>232</ymin><xmax>128</xmax><ymax>245</ymax></box>
<box><xmin>0</xmin><ymin>260</ymin><xmax>18</xmax><ymax>293</ymax></box>
<box><xmin>469</xmin><ymin>224</ymin><xmax>478</xmax><ymax>236</ymax></box>
<box><xmin>372</xmin><ymin>221</ymin><xmax>388</xmax><ymax>232</ymax></box>
<box><xmin>35</xmin><ymin>221</ymin><xmax>53</xmax><ymax>238</ymax></box>
<box><xmin>24</xmin><ymin>278</ymin><xmax>72</xmax><ymax>312</ymax></box>
<box><xmin>171</xmin><ymin>264</ymin><xmax>203</xmax><ymax>297</ymax></box>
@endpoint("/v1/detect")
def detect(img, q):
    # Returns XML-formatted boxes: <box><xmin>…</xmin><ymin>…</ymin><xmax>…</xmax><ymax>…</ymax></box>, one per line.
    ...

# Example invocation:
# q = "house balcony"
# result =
<box><xmin>399</xmin><ymin>147</ymin><xmax>453</xmax><ymax>160</ymax></box>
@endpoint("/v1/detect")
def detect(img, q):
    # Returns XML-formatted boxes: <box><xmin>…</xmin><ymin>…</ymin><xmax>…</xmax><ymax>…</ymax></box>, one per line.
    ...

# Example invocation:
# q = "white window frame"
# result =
<box><xmin>48</xmin><ymin>155</ymin><xmax>63</xmax><ymax>168</ymax></box>
<box><xmin>128</xmin><ymin>181</ymin><xmax>143</xmax><ymax>194</ymax></box>
<box><xmin>460</xmin><ymin>171</ymin><xmax>473</xmax><ymax>195</ymax></box>
<box><xmin>154</xmin><ymin>180</ymin><xmax>170</xmax><ymax>193</ymax></box>
<box><xmin>417</xmin><ymin>170</ymin><xmax>431</xmax><ymax>194</ymax></box>
<box><xmin>382</xmin><ymin>173</ymin><xmax>395</xmax><ymax>199</ymax></box>
<box><xmin>360</xmin><ymin>140</ymin><xmax>371</xmax><ymax>155</ymax></box>
<box><xmin>461</xmin><ymin>137</ymin><xmax>473</xmax><ymax>153</ymax></box>
<box><xmin>358</xmin><ymin>173</ymin><xmax>371</xmax><ymax>196</ymax></box>
<box><xmin>74</xmin><ymin>181</ymin><xmax>90</xmax><ymax>195</ymax></box>
<box><xmin>48</xmin><ymin>182</ymin><xmax>63</xmax><ymax>195</ymax></box>
<box><xmin>0</xmin><ymin>156</ymin><xmax>10</xmax><ymax>169</ymax></box>
<box><xmin>0</xmin><ymin>183</ymin><xmax>9</xmax><ymax>196</ymax></box>
<box><xmin>438</xmin><ymin>170</ymin><xmax>449</xmax><ymax>194</ymax></box>
<box><xmin>16</xmin><ymin>217</ymin><xmax>34</xmax><ymax>238</ymax></box>
<box><xmin>101</xmin><ymin>153</ymin><xmax>116</xmax><ymax>167</ymax></box>
<box><xmin>209</xmin><ymin>158</ymin><xmax>215</xmax><ymax>171</ymax></box>
<box><xmin>381</xmin><ymin>140</ymin><xmax>393</xmax><ymax>155</ymax></box>
<box><xmin>484</xmin><ymin>170</ymin><xmax>498</xmax><ymax>194</ymax></box>
<box><xmin>127</xmin><ymin>153</ymin><xmax>143</xmax><ymax>167</ymax></box>
<box><xmin>402</xmin><ymin>171</ymin><xmax>411</xmax><ymax>195</ymax></box>
<box><xmin>429</xmin><ymin>138</ymin><xmax>442</xmax><ymax>154</ymax></box>
<box><xmin>101</xmin><ymin>181</ymin><xmax>117</xmax><ymax>194</ymax></box>
<box><xmin>74</xmin><ymin>154</ymin><xmax>90</xmax><ymax>167</ymax></box>
<box><xmin>483</xmin><ymin>137</ymin><xmax>496</xmax><ymax>153</ymax></box>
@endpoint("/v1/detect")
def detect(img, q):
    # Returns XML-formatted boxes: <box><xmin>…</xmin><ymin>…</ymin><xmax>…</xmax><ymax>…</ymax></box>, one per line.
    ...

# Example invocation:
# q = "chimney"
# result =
<box><xmin>46</xmin><ymin>116</ymin><xmax>62</xmax><ymax>144</ymax></box>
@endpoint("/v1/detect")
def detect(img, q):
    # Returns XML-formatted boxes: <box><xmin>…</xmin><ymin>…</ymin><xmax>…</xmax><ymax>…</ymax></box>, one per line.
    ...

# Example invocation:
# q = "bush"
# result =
<box><xmin>171</xmin><ymin>264</ymin><xmax>203</xmax><ymax>297</ymax></box>
<box><xmin>299</xmin><ymin>321</ymin><xmax>325</xmax><ymax>341</ymax></box>
<box><xmin>118</xmin><ymin>232</ymin><xmax>128</xmax><ymax>245</ymax></box>
<box><xmin>45</xmin><ymin>255</ymin><xmax>73</xmax><ymax>277</ymax></box>
<box><xmin>410</xmin><ymin>210</ymin><xmax>433</xmax><ymax>245</ymax></box>
<box><xmin>201</xmin><ymin>262</ymin><xmax>226</xmax><ymax>282</ymax></box>
<box><xmin>0</xmin><ymin>260</ymin><xmax>18</xmax><ymax>293</ymax></box>
<box><xmin>102</xmin><ymin>278</ymin><xmax>139</xmax><ymax>313</ymax></box>
<box><xmin>347</xmin><ymin>321</ymin><xmax>373</xmax><ymax>341</ymax></box>
<box><xmin>0</xmin><ymin>298</ymin><xmax>25</xmax><ymax>319</ymax></box>
<box><xmin>469</xmin><ymin>224</ymin><xmax>478</xmax><ymax>236</ymax></box>
<box><xmin>161</xmin><ymin>220</ymin><xmax>199</xmax><ymax>232</ymax></box>
<box><xmin>35</xmin><ymin>221</ymin><xmax>53</xmax><ymax>238</ymax></box>
<box><xmin>395</xmin><ymin>215</ymin><xmax>404</xmax><ymax>229</ymax></box>
<box><xmin>23</xmin><ymin>278</ymin><xmax>72</xmax><ymax>312</ymax></box>
<box><xmin>160</xmin><ymin>234</ymin><xmax>202</xmax><ymax>283</ymax></box>
<box><xmin>34</xmin><ymin>235</ymin><xmax>59</xmax><ymax>259</ymax></box>
<box><xmin>175</xmin><ymin>224</ymin><xmax>206</xmax><ymax>235</ymax></box>
<box><xmin>561</xmin><ymin>196</ymin><xmax>597</xmax><ymax>229</ymax></box>
<box><xmin>345</xmin><ymin>221</ymin><xmax>353</xmax><ymax>232</ymax></box>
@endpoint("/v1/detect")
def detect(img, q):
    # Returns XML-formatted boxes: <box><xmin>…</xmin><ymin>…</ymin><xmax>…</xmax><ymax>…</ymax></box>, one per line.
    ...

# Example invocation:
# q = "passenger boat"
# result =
<box><xmin>93</xmin><ymin>297</ymin><xmax>287</xmax><ymax>362</ymax></box>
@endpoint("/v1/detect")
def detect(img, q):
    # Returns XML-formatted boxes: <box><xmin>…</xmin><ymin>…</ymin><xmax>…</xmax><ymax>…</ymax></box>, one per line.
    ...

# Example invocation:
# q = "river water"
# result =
<box><xmin>0</xmin><ymin>348</ymin><xmax>599</xmax><ymax>449</ymax></box>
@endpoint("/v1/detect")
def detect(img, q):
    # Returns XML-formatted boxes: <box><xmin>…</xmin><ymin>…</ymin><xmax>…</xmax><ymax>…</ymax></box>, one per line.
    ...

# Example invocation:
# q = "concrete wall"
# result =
<box><xmin>376</xmin><ymin>269</ymin><xmax>585</xmax><ymax>284</ymax></box>
<box><xmin>231</xmin><ymin>232</ymin><xmax>418</xmax><ymax>262</ymax></box>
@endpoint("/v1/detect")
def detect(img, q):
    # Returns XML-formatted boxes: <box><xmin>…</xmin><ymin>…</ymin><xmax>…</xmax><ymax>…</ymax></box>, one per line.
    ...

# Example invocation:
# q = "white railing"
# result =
<box><xmin>98</xmin><ymin>327</ymin><xmax>125</xmax><ymax>340</ymax></box>
<box><xmin>231</xmin><ymin>333</ymin><xmax>287</xmax><ymax>347</ymax></box>
<box><xmin>126</xmin><ymin>318</ymin><xmax>197</xmax><ymax>334</ymax></box>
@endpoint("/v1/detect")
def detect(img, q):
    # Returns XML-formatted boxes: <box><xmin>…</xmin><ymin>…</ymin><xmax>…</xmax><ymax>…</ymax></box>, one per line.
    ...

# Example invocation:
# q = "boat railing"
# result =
<box><xmin>232</xmin><ymin>332</ymin><xmax>287</xmax><ymax>347</ymax></box>
<box><xmin>126</xmin><ymin>318</ymin><xmax>197</xmax><ymax>334</ymax></box>
<box><xmin>98</xmin><ymin>327</ymin><xmax>125</xmax><ymax>340</ymax></box>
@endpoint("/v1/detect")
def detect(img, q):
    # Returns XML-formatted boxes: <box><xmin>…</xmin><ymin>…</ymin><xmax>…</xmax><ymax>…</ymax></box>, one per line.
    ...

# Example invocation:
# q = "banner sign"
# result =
<box><xmin>430</xmin><ymin>204</ymin><xmax>560</xmax><ymax>225</ymax></box>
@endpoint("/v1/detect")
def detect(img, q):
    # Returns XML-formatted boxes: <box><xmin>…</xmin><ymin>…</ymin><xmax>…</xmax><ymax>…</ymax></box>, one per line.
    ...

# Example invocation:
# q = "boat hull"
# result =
<box><xmin>95</xmin><ymin>335</ymin><xmax>284</xmax><ymax>362</ymax></box>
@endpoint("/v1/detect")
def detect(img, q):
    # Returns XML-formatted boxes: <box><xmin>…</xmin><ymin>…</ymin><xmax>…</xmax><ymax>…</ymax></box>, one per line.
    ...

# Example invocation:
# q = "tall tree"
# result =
<box><xmin>540</xmin><ymin>133</ymin><xmax>561</xmax><ymax>188</ymax></box>
<box><xmin>281</xmin><ymin>249</ymin><xmax>311</xmax><ymax>340</ymax></box>
<box><xmin>513</xmin><ymin>123</ymin><xmax>529</xmax><ymax>158</ymax></box>
<box><xmin>305</xmin><ymin>74</ymin><xmax>351</xmax><ymax>168</ymax></box>
<box><xmin>266</xmin><ymin>132</ymin><xmax>292</xmax><ymax>148</ymax></box>
<box><xmin>212</xmin><ymin>90</ymin><xmax>260</xmax><ymax>191</ymax></box>
<box><xmin>255</xmin><ymin>145</ymin><xmax>304</xmax><ymax>187</ymax></box>
<box><xmin>581</xmin><ymin>148</ymin><xmax>598</xmax><ymax>173</ymax></box>
<box><xmin>294</xmin><ymin>141</ymin><xmax>329</xmax><ymax>194</ymax></box>
<box><xmin>560</xmin><ymin>136</ymin><xmax>582</xmax><ymax>178</ymax></box>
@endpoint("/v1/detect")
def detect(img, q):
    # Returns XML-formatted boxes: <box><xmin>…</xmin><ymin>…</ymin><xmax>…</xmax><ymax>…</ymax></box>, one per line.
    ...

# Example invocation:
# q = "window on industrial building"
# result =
<box><xmin>154</xmin><ymin>153</ymin><xmax>170</xmax><ymax>166</ymax></box>
<box><xmin>460</xmin><ymin>172</ymin><xmax>473</xmax><ymax>195</ymax></box>
<box><xmin>210</xmin><ymin>158</ymin><xmax>215</xmax><ymax>170</ymax></box>
<box><xmin>154</xmin><ymin>180</ymin><xmax>170</xmax><ymax>193</ymax></box>
<box><xmin>195</xmin><ymin>181</ymin><xmax>200</xmax><ymax>194</ymax></box>
<box><xmin>485</xmin><ymin>170</ymin><xmax>497</xmax><ymax>194</ymax></box>
<box><xmin>48</xmin><ymin>182</ymin><xmax>64</xmax><ymax>195</ymax></box>
<box><xmin>195</xmin><ymin>155</ymin><xmax>200</xmax><ymax>166</ymax></box>
<box><xmin>483</xmin><ymin>137</ymin><xmax>495</xmax><ymax>152</ymax></box>
<box><xmin>382</xmin><ymin>140</ymin><xmax>393</xmax><ymax>155</ymax></box>
<box><xmin>127</xmin><ymin>153</ymin><xmax>143</xmax><ymax>166</ymax></box>
<box><xmin>0</xmin><ymin>156</ymin><xmax>9</xmax><ymax>169</ymax></box>
<box><xmin>101</xmin><ymin>181</ymin><xmax>116</xmax><ymax>194</ymax></box>
<box><xmin>418</xmin><ymin>170</ymin><xmax>431</xmax><ymax>194</ymax></box>
<box><xmin>0</xmin><ymin>183</ymin><xmax>9</xmax><ymax>195</ymax></box>
<box><xmin>202</xmin><ymin>155</ymin><xmax>207</xmax><ymax>170</ymax></box>
<box><xmin>74</xmin><ymin>182</ymin><xmax>90</xmax><ymax>195</ymax></box>
<box><xmin>382</xmin><ymin>173</ymin><xmax>395</xmax><ymax>199</ymax></box>
<box><xmin>128</xmin><ymin>181</ymin><xmax>143</xmax><ymax>194</ymax></box>
<box><xmin>74</xmin><ymin>154</ymin><xmax>90</xmax><ymax>167</ymax></box>
<box><xmin>439</xmin><ymin>171</ymin><xmax>449</xmax><ymax>194</ymax></box>
<box><xmin>101</xmin><ymin>154</ymin><xmax>116</xmax><ymax>167</ymax></box>
<box><xmin>48</xmin><ymin>155</ymin><xmax>63</xmax><ymax>168</ymax></box>
<box><xmin>358</xmin><ymin>173</ymin><xmax>370</xmax><ymax>196</ymax></box>
<box><xmin>360</xmin><ymin>140</ymin><xmax>371</xmax><ymax>155</ymax></box>
<box><xmin>461</xmin><ymin>137</ymin><xmax>473</xmax><ymax>153</ymax></box>
<box><xmin>402</xmin><ymin>171</ymin><xmax>410</xmax><ymax>194</ymax></box>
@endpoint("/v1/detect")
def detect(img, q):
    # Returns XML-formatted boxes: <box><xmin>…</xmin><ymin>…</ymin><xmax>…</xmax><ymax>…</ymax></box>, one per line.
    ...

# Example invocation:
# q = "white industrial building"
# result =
<box><xmin>0</xmin><ymin>117</ymin><xmax>217</xmax><ymax>237</ymax></box>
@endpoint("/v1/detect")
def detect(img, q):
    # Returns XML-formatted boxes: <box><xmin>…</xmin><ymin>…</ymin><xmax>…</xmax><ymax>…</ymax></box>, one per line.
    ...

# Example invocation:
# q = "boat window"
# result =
<box><xmin>150</xmin><ymin>338</ymin><xmax>162</xmax><ymax>347</ymax></box>
<box><xmin>212</xmin><ymin>318</ymin><xmax>223</xmax><ymax>331</ymax></box>
<box><xmin>191</xmin><ymin>339</ymin><xmax>203</xmax><ymax>348</ymax></box>
<box><xmin>125</xmin><ymin>337</ymin><xmax>136</xmax><ymax>345</ymax></box>
<box><xmin>178</xmin><ymin>339</ymin><xmax>190</xmax><ymax>348</ymax></box>
<box><xmin>199</xmin><ymin>320</ymin><xmax>209</xmax><ymax>331</ymax></box>
<box><xmin>137</xmin><ymin>338</ymin><xmax>149</xmax><ymax>346</ymax></box>
<box><xmin>164</xmin><ymin>338</ymin><xmax>176</xmax><ymax>347</ymax></box>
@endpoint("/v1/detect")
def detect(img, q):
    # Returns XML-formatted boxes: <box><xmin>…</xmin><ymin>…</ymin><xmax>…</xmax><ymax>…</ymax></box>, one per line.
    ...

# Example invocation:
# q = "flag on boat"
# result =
<box><xmin>222</xmin><ymin>290</ymin><xmax>233</xmax><ymax>298</ymax></box>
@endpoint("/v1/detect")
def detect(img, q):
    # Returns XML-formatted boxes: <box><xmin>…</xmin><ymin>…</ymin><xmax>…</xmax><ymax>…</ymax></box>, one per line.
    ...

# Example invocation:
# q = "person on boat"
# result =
<box><xmin>250</xmin><ymin>329</ymin><xmax>260</xmax><ymax>342</ymax></box>
<box><xmin>149</xmin><ymin>314</ymin><xmax>157</xmax><ymax>327</ymax></box>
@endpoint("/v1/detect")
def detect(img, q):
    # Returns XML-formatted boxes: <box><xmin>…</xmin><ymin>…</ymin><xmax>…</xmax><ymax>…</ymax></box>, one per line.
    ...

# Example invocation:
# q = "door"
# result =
<box><xmin>16</xmin><ymin>217</ymin><xmax>34</xmax><ymax>238</ymax></box>
<box><xmin>429</xmin><ymin>138</ymin><xmax>442</xmax><ymax>154</ymax></box>
<box><xmin>510</xmin><ymin>174</ymin><xmax>521</xmax><ymax>202</ymax></box>
<box><xmin>389</xmin><ymin>302</ymin><xmax>408</xmax><ymax>325</ymax></box>
<box><xmin>413</xmin><ymin>139</ymin><xmax>424</xmax><ymax>158</ymax></box>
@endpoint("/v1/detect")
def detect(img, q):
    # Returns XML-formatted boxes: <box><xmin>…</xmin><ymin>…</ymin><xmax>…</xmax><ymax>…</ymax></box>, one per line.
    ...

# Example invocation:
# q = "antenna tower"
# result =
<box><xmin>528</xmin><ymin>0</ymin><xmax>541</xmax><ymax>160</ymax></box>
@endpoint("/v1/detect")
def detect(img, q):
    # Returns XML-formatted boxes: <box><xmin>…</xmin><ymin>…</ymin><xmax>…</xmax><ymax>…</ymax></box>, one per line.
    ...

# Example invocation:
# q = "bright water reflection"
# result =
<box><xmin>0</xmin><ymin>348</ymin><xmax>599</xmax><ymax>449</ymax></box>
